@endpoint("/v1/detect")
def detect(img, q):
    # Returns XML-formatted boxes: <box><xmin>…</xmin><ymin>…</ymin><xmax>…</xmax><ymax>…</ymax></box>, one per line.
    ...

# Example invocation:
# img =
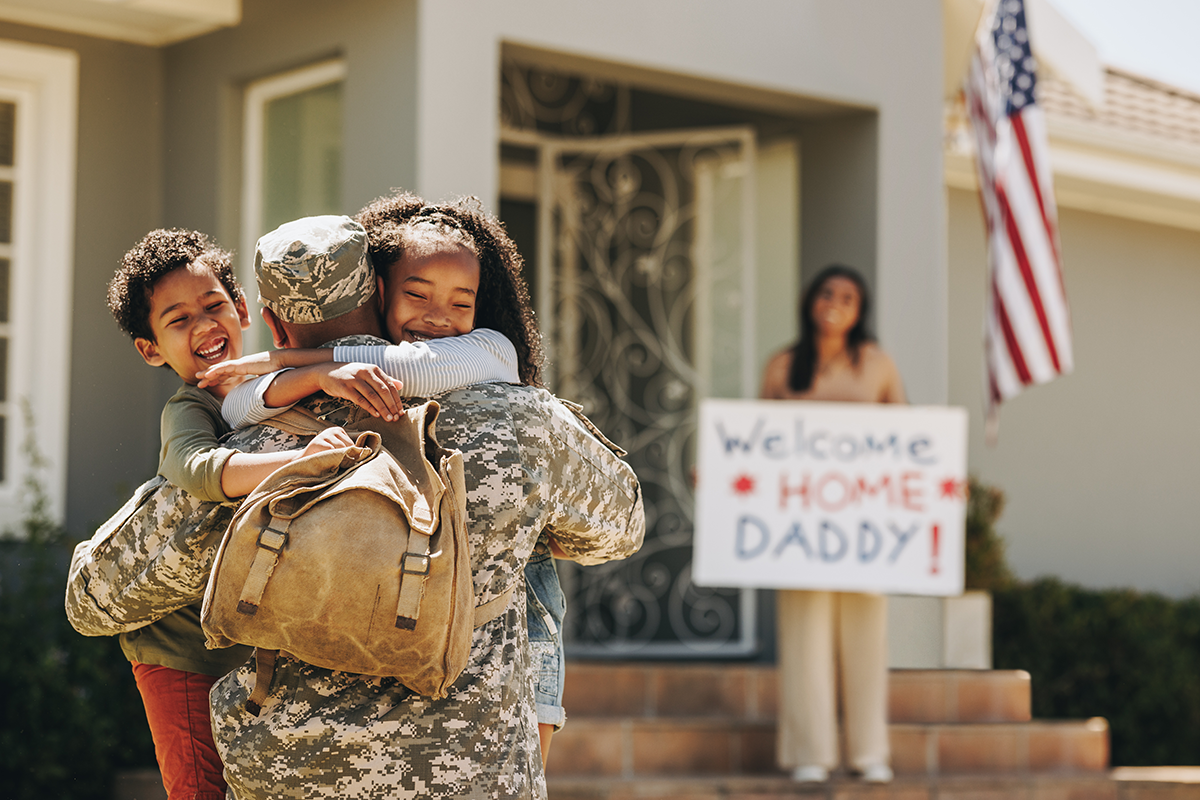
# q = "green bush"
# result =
<box><xmin>964</xmin><ymin>477</ymin><xmax>1014</xmax><ymax>592</ymax></box>
<box><xmin>994</xmin><ymin>578</ymin><xmax>1200</xmax><ymax>766</ymax></box>
<box><xmin>0</xmin><ymin>426</ymin><xmax>155</xmax><ymax>798</ymax></box>
<box><xmin>967</xmin><ymin>475</ymin><xmax>1200</xmax><ymax>765</ymax></box>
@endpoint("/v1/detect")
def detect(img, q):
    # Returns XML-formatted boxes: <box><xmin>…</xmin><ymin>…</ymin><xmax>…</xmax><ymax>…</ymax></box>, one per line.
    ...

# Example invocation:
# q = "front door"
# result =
<box><xmin>533</xmin><ymin>128</ymin><xmax>759</xmax><ymax>657</ymax></box>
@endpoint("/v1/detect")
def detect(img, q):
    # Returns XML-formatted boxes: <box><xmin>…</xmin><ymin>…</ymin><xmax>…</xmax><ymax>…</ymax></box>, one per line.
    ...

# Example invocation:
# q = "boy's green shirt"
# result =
<box><xmin>119</xmin><ymin>383</ymin><xmax>251</xmax><ymax>674</ymax></box>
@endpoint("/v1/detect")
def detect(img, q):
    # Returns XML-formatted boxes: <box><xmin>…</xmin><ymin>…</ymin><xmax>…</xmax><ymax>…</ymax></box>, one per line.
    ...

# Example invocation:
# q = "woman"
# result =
<box><xmin>761</xmin><ymin>264</ymin><xmax>905</xmax><ymax>784</ymax></box>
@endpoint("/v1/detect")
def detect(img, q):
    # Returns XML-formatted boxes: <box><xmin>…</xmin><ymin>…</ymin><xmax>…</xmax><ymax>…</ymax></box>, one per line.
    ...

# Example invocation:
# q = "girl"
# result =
<box><xmin>203</xmin><ymin>193</ymin><xmax>567</xmax><ymax>766</ymax></box>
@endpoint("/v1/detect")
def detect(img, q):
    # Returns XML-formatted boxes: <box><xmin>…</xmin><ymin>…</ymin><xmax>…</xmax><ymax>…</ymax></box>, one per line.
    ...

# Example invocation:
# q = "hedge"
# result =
<box><xmin>968</xmin><ymin>477</ymin><xmax>1200</xmax><ymax>766</ymax></box>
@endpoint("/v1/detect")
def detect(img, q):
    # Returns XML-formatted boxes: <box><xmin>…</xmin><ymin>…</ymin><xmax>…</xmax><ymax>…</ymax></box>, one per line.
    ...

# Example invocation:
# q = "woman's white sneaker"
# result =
<box><xmin>791</xmin><ymin>765</ymin><xmax>829</xmax><ymax>783</ymax></box>
<box><xmin>861</xmin><ymin>764</ymin><xmax>894</xmax><ymax>783</ymax></box>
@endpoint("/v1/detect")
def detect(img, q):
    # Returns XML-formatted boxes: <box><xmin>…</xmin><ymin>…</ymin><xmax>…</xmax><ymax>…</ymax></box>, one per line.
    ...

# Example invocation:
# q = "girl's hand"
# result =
<box><xmin>316</xmin><ymin>363</ymin><xmax>405</xmax><ymax>421</ymax></box>
<box><xmin>301</xmin><ymin>426</ymin><xmax>355</xmax><ymax>457</ymax></box>
<box><xmin>198</xmin><ymin>351</ymin><xmax>287</xmax><ymax>387</ymax></box>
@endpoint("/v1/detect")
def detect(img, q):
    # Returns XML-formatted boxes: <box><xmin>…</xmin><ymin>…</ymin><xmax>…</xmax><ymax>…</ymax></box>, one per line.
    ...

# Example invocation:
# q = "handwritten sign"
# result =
<box><xmin>692</xmin><ymin>400</ymin><xmax>968</xmax><ymax>596</ymax></box>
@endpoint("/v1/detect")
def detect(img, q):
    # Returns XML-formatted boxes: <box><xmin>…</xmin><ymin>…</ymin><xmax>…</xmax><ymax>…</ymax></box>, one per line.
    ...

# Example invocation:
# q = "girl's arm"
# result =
<box><xmin>215</xmin><ymin>329</ymin><xmax>520</xmax><ymax>429</ymax></box>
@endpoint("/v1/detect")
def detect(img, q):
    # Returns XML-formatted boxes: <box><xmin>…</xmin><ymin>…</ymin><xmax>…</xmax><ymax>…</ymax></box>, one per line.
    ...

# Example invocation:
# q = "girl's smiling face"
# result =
<box><xmin>382</xmin><ymin>241</ymin><xmax>481</xmax><ymax>343</ymax></box>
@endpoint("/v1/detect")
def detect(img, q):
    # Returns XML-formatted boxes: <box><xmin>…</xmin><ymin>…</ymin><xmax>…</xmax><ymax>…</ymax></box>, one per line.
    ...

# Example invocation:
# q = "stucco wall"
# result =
<box><xmin>948</xmin><ymin>187</ymin><xmax>1200</xmax><ymax>597</ymax></box>
<box><xmin>161</xmin><ymin>0</ymin><xmax>420</xmax><ymax>243</ymax></box>
<box><xmin>0</xmin><ymin>22</ymin><xmax>167</xmax><ymax>533</ymax></box>
<box><xmin>415</xmin><ymin>0</ymin><xmax>948</xmax><ymax>404</ymax></box>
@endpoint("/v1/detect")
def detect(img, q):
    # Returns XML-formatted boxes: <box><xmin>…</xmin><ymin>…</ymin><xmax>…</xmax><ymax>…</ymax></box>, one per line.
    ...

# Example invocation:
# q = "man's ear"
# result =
<box><xmin>261</xmin><ymin>307</ymin><xmax>289</xmax><ymax>349</ymax></box>
<box><xmin>134</xmin><ymin>337</ymin><xmax>165</xmax><ymax>367</ymax></box>
<box><xmin>376</xmin><ymin>275</ymin><xmax>386</xmax><ymax>314</ymax></box>
<box><xmin>235</xmin><ymin>296</ymin><xmax>251</xmax><ymax>330</ymax></box>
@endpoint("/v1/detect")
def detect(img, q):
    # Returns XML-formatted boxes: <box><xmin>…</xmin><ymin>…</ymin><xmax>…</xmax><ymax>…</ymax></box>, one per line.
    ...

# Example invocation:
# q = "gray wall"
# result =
<box><xmin>948</xmin><ymin>187</ymin><xmax>1200</xmax><ymax>597</ymax></box>
<box><xmin>162</xmin><ymin>0</ymin><xmax>419</xmax><ymax>242</ymax></box>
<box><xmin>0</xmin><ymin>22</ymin><xmax>168</xmax><ymax>533</ymax></box>
<box><xmin>799</xmin><ymin>114</ymin><xmax>879</xmax><ymax>313</ymax></box>
<box><xmin>415</xmin><ymin>0</ymin><xmax>948</xmax><ymax>403</ymax></box>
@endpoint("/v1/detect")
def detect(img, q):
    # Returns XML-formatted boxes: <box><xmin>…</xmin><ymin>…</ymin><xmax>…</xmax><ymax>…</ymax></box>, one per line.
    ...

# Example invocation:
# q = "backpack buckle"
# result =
<box><xmin>401</xmin><ymin>552</ymin><xmax>431</xmax><ymax>576</ymax></box>
<box><xmin>257</xmin><ymin>526</ymin><xmax>289</xmax><ymax>554</ymax></box>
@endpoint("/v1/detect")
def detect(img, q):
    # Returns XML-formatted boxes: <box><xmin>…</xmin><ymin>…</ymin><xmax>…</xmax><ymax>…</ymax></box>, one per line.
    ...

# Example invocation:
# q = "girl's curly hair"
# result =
<box><xmin>356</xmin><ymin>191</ymin><xmax>544</xmax><ymax>387</ymax></box>
<box><xmin>107</xmin><ymin>228</ymin><xmax>242</xmax><ymax>342</ymax></box>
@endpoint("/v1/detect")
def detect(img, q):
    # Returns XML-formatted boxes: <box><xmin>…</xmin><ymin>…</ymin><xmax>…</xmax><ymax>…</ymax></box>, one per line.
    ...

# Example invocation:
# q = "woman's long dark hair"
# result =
<box><xmin>786</xmin><ymin>264</ymin><xmax>875</xmax><ymax>392</ymax></box>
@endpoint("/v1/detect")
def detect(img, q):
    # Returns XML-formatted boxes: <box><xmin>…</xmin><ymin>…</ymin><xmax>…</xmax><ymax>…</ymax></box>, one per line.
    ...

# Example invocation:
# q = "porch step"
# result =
<box><xmin>546</xmin><ymin>773</ymin><xmax>1152</xmax><ymax>800</ymax></box>
<box><xmin>550</xmin><ymin>663</ymin><xmax>1106</xmax><ymax>782</ymax></box>
<box><xmin>546</xmin><ymin>716</ymin><xmax>1109</xmax><ymax>778</ymax></box>
<box><xmin>562</xmin><ymin>662</ymin><xmax>1032</xmax><ymax>724</ymax></box>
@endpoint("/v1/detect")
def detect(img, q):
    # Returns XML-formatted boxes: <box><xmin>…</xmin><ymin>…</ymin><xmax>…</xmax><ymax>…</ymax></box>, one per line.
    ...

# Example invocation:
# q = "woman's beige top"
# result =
<box><xmin>759</xmin><ymin>343</ymin><xmax>906</xmax><ymax>404</ymax></box>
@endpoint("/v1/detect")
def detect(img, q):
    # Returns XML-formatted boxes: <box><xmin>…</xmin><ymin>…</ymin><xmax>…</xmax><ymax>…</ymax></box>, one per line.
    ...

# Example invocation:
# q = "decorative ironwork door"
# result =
<box><xmin>537</xmin><ymin>128</ymin><xmax>759</xmax><ymax>657</ymax></box>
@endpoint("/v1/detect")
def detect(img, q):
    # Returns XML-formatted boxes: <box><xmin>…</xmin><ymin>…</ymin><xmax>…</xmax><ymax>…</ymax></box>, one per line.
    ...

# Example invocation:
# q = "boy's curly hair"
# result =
<box><xmin>107</xmin><ymin>229</ymin><xmax>242</xmax><ymax>342</ymax></box>
<box><xmin>356</xmin><ymin>191</ymin><xmax>545</xmax><ymax>387</ymax></box>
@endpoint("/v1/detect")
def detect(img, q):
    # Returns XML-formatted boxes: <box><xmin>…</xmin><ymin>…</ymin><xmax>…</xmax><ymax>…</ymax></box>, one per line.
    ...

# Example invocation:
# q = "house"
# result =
<box><xmin>0</xmin><ymin>0</ymin><xmax>1191</xmax><ymax>665</ymax></box>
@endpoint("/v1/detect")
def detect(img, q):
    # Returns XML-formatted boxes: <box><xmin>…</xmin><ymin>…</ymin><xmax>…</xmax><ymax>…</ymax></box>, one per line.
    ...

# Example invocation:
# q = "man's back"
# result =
<box><xmin>210</xmin><ymin>376</ymin><xmax>644</xmax><ymax>799</ymax></box>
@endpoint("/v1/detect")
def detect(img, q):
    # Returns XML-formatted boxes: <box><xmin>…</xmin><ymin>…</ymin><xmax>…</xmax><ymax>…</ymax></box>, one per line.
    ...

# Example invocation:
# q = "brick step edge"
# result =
<box><xmin>548</xmin><ymin>718</ymin><xmax>1109</xmax><ymax>778</ymax></box>
<box><xmin>546</xmin><ymin>773</ymin><xmax>1124</xmax><ymax>800</ymax></box>
<box><xmin>564</xmin><ymin>664</ymin><xmax>1033</xmax><ymax>724</ymax></box>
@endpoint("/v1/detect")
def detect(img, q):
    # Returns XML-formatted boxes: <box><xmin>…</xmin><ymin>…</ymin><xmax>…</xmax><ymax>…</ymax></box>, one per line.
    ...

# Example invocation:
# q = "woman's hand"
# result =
<box><xmin>301</xmin><ymin>426</ymin><xmax>356</xmax><ymax>457</ymax></box>
<box><xmin>316</xmin><ymin>363</ymin><xmax>405</xmax><ymax>422</ymax></box>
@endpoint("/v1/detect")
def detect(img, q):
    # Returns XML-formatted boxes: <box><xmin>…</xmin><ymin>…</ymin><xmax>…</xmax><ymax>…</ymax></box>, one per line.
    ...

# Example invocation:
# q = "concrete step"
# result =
<box><xmin>546</xmin><ymin>716</ymin><xmax>1109</xmax><ymax>778</ymax></box>
<box><xmin>562</xmin><ymin>662</ymin><xmax>1032</xmax><ymax>724</ymax></box>
<box><xmin>546</xmin><ymin>773</ymin><xmax>1154</xmax><ymax>800</ymax></box>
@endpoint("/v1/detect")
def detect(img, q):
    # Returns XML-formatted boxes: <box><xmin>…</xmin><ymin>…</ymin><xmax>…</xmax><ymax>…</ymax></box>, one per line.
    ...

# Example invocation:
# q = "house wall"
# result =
<box><xmin>414</xmin><ymin>0</ymin><xmax>948</xmax><ymax>405</ymax></box>
<box><xmin>948</xmin><ymin>186</ymin><xmax>1200</xmax><ymax>597</ymax></box>
<box><xmin>0</xmin><ymin>22</ymin><xmax>166</xmax><ymax>533</ymax></box>
<box><xmin>161</xmin><ymin>0</ymin><xmax>420</xmax><ymax>242</ymax></box>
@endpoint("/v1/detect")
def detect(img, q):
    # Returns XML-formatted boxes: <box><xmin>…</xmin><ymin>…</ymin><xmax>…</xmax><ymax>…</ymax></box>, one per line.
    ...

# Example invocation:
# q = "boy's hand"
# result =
<box><xmin>301</xmin><ymin>426</ymin><xmax>355</xmax><ymax>457</ymax></box>
<box><xmin>317</xmin><ymin>363</ymin><xmax>405</xmax><ymax>422</ymax></box>
<box><xmin>197</xmin><ymin>351</ymin><xmax>286</xmax><ymax>387</ymax></box>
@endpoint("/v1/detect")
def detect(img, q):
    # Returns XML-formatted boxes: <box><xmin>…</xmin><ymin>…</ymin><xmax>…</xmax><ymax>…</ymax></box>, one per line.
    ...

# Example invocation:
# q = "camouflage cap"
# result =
<box><xmin>255</xmin><ymin>215</ymin><xmax>376</xmax><ymax>324</ymax></box>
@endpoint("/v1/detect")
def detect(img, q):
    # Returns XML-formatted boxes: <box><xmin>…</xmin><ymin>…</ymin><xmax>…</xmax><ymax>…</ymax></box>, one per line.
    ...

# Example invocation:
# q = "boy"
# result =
<box><xmin>107</xmin><ymin>223</ymin><xmax>518</xmax><ymax>798</ymax></box>
<box><xmin>106</xmin><ymin>228</ymin><xmax>362</xmax><ymax>800</ymax></box>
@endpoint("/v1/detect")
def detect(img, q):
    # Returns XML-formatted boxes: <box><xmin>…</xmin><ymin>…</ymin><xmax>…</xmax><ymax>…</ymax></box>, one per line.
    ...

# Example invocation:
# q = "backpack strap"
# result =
<box><xmin>261</xmin><ymin>407</ymin><xmax>331</xmax><ymax>437</ymax></box>
<box><xmin>244</xmin><ymin>647</ymin><xmax>278</xmax><ymax>716</ymax></box>
<box><xmin>473</xmin><ymin>585</ymin><xmax>515</xmax><ymax>628</ymax></box>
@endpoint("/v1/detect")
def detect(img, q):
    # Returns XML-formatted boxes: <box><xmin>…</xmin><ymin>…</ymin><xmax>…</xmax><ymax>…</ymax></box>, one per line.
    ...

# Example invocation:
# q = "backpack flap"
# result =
<box><xmin>202</xmin><ymin>402</ymin><xmax>475</xmax><ymax>698</ymax></box>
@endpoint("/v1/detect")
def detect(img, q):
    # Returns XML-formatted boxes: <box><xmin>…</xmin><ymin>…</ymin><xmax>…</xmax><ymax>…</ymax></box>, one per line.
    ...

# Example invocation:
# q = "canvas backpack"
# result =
<box><xmin>201</xmin><ymin>401</ymin><xmax>511</xmax><ymax>712</ymax></box>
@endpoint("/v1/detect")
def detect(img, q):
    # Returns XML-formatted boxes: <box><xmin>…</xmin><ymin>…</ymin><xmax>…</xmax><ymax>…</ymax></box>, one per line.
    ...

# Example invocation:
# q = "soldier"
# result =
<box><xmin>208</xmin><ymin>214</ymin><xmax>645</xmax><ymax>799</ymax></box>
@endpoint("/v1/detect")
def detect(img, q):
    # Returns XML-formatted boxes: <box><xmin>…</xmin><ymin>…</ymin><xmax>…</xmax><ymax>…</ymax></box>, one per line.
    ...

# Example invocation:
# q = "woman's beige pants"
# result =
<box><xmin>776</xmin><ymin>589</ymin><xmax>890</xmax><ymax>772</ymax></box>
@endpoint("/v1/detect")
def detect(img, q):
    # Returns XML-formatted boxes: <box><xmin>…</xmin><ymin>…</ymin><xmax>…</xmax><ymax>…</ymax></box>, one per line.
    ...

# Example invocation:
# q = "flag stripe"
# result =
<box><xmin>964</xmin><ymin>0</ymin><xmax>1073</xmax><ymax>422</ymax></box>
<box><xmin>996</xmin><ymin>183</ymin><xmax>1062</xmax><ymax>373</ymax></box>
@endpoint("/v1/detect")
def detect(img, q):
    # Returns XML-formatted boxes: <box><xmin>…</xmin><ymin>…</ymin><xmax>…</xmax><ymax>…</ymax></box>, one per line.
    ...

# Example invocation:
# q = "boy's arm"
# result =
<box><xmin>161</xmin><ymin>391</ymin><xmax>355</xmax><ymax>499</ymax></box>
<box><xmin>219</xmin><ymin>427</ymin><xmax>355</xmax><ymax>497</ymax></box>
<box><xmin>333</xmin><ymin>328</ymin><xmax>519</xmax><ymax>395</ymax></box>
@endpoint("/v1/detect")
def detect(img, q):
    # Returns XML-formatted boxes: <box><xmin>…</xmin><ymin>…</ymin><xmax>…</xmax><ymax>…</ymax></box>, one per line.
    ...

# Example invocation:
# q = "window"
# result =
<box><xmin>241</xmin><ymin>60</ymin><xmax>345</xmax><ymax>349</ymax></box>
<box><xmin>0</xmin><ymin>41</ymin><xmax>77</xmax><ymax>529</ymax></box>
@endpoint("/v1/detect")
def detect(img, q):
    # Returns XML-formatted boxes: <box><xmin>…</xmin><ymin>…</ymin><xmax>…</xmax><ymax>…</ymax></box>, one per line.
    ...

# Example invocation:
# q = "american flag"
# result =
<box><xmin>964</xmin><ymin>0</ymin><xmax>1073</xmax><ymax>433</ymax></box>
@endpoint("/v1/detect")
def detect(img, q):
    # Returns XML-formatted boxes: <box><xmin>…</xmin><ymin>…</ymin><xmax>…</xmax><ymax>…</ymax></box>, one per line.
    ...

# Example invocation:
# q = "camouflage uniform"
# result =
<box><xmin>210</xmin><ymin>336</ymin><xmax>645</xmax><ymax>799</ymax></box>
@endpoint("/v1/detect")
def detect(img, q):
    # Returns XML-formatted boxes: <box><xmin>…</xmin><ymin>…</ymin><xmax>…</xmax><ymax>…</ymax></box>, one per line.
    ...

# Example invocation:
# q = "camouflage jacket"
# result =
<box><xmin>211</xmin><ymin>341</ymin><xmax>645</xmax><ymax>800</ymax></box>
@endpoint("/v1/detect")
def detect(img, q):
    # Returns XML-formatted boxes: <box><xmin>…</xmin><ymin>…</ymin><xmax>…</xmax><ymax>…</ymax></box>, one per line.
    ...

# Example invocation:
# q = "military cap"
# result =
<box><xmin>256</xmin><ymin>215</ymin><xmax>376</xmax><ymax>324</ymax></box>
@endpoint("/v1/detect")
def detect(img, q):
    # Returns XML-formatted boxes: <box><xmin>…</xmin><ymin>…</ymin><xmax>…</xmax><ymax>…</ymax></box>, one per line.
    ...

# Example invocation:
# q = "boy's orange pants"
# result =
<box><xmin>130</xmin><ymin>662</ymin><xmax>227</xmax><ymax>800</ymax></box>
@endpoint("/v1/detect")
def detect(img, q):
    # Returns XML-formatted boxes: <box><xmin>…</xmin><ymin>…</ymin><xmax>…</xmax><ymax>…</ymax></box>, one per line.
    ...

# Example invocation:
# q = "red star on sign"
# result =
<box><xmin>939</xmin><ymin>478</ymin><xmax>967</xmax><ymax>501</ymax></box>
<box><xmin>732</xmin><ymin>474</ymin><xmax>756</xmax><ymax>496</ymax></box>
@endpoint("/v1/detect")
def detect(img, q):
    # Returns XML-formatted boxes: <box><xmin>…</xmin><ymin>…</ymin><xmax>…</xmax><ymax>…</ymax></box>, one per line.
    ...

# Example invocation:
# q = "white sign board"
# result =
<box><xmin>693</xmin><ymin>400</ymin><xmax>968</xmax><ymax>596</ymax></box>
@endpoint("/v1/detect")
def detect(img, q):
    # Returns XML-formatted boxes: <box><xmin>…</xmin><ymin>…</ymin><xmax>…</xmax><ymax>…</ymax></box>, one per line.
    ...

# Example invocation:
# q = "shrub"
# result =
<box><xmin>964</xmin><ymin>477</ymin><xmax>1014</xmax><ymax>591</ymax></box>
<box><xmin>994</xmin><ymin>578</ymin><xmax>1200</xmax><ymax>765</ymax></box>
<box><xmin>0</xmin><ymin>414</ymin><xmax>155</xmax><ymax>798</ymax></box>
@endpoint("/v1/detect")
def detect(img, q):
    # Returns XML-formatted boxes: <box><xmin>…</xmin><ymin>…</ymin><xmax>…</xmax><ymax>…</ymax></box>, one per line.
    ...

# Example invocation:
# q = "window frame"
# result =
<box><xmin>0</xmin><ymin>40</ymin><xmax>77</xmax><ymax>529</ymax></box>
<box><xmin>239</xmin><ymin>58</ymin><xmax>346</xmax><ymax>348</ymax></box>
